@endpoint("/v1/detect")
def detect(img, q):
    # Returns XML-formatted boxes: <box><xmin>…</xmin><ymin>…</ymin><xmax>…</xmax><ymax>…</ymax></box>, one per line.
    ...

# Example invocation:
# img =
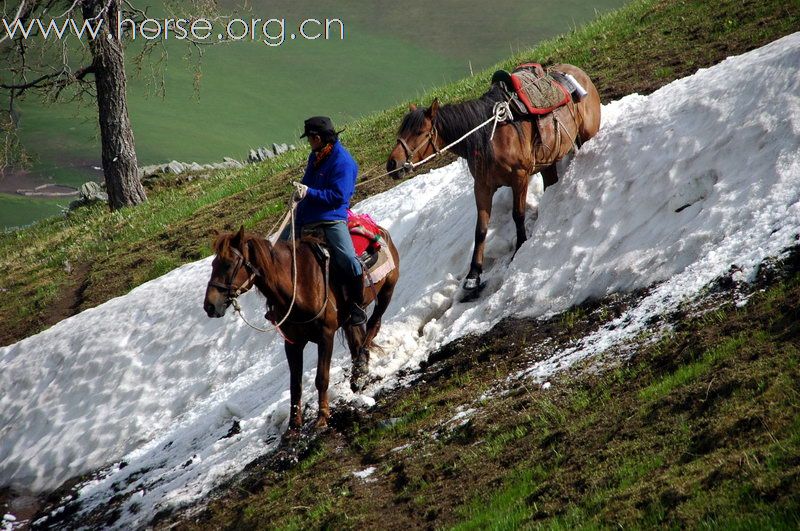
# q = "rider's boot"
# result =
<box><xmin>347</xmin><ymin>272</ymin><xmax>368</xmax><ymax>326</ymax></box>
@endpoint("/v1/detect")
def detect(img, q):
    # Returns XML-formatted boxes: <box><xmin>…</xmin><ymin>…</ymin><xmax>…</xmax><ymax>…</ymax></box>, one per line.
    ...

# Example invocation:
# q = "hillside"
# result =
<box><xmin>169</xmin><ymin>250</ymin><xmax>800</xmax><ymax>530</ymax></box>
<box><xmin>1</xmin><ymin>0</ymin><xmax>800</xmax><ymax>529</ymax></box>
<box><xmin>2</xmin><ymin>21</ymin><xmax>799</xmax><ymax>531</ymax></box>
<box><xmin>0</xmin><ymin>0</ymin><xmax>798</xmax><ymax>348</ymax></box>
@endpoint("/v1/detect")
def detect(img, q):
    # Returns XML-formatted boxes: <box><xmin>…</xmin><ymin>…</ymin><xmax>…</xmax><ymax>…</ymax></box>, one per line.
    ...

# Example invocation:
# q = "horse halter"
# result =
<box><xmin>396</xmin><ymin>126</ymin><xmax>440</xmax><ymax>172</ymax></box>
<box><xmin>207</xmin><ymin>245</ymin><xmax>261</xmax><ymax>302</ymax></box>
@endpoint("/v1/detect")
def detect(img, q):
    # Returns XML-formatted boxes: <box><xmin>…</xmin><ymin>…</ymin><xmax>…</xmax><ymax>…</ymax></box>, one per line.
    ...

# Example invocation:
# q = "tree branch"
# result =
<box><xmin>0</xmin><ymin>64</ymin><xmax>96</xmax><ymax>94</ymax></box>
<box><xmin>0</xmin><ymin>1</ymin><xmax>27</xmax><ymax>45</ymax></box>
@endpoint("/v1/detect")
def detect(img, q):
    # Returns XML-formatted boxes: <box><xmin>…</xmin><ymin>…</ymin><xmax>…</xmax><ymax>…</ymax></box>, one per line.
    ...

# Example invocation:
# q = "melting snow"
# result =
<box><xmin>1</xmin><ymin>32</ymin><xmax>799</xmax><ymax>528</ymax></box>
<box><xmin>353</xmin><ymin>466</ymin><xmax>377</xmax><ymax>480</ymax></box>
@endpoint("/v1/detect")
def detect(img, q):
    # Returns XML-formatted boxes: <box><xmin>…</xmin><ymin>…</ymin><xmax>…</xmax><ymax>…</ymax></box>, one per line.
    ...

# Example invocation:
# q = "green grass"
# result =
<box><xmin>0</xmin><ymin>193</ymin><xmax>68</xmax><ymax>231</ymax></box>
<box><xmin>447</xmin><ymin>276</ymin><xmax>800</xmax><ymax>530</ymax></box>
<box><xmin>637</xmin><ymin>333</ymin><xmax>754</xmax><ymax>403</ymax></box>
<box><xmin>453</xmin><ymin>466</ymin><xmax>548</xmax><ymax>531</ymax></box>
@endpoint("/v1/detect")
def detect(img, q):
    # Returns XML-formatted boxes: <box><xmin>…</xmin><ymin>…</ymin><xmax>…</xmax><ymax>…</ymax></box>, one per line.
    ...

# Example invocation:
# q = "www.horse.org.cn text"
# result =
<box><xmin>1</xmin><ymin>14</ymin><xmax>346</xmax><ymax>47</ymax></box>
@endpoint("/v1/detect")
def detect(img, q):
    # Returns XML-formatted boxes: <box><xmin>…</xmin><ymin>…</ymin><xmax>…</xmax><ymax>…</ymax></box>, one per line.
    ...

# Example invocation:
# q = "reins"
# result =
<box><xmin>224</xmin><ymin>193</ymin><xmax>331</xmax><ymax>339</ymax></box>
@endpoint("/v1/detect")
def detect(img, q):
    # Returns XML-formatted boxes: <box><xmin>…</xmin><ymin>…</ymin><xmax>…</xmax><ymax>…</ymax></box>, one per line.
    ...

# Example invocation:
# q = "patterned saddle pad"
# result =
<box><xmin>491</xmin><ymin>63</ymin><xmax>571</xmax><ymax>115</ymax></box>
<box><xmin>362</xmin><ymin>242</ymin><xmax>395</xmax><ymax>287</ymax></box>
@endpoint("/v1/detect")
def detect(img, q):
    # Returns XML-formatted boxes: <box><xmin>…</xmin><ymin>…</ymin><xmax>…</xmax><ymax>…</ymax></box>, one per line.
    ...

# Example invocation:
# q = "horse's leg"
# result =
<box><xmin>542</xmin><ymin>164</ymin><xmax>558</xmax><ymax>190</ymax></box>
<box><xmin>314</xmin><ymin>331</ymin><xmax>335</xmax><ymax>428</ymax></box>
<box><xmin>365</xmin><ymin>280</ymin><xmax>395</xmax><ymax>348</ymax></box>
<box><xmin>511</xmin><ymin>174</ymin><xmax>530</xmax><ymax>252</ymax></box>
<box><xmin>465</xmin><ymin>183</ymin><xmax>494</xmax><ymax>290</ymax></box>
<box><xmin>285</xmin><ymin>340</ymin><xmax>306</xmax><ymax>429</ymax></box>
<box><xmin>344</xmin><ymin>324</ymin><xmax>369</xmax><ymax>392</ymax></box>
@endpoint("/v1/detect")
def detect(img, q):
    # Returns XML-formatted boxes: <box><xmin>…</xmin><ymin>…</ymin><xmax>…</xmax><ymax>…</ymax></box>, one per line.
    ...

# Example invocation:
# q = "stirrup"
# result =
<box><xmin>350</xmin><ymin>303</ymin><xmax>367</xmax><ymax>326</ymax></box>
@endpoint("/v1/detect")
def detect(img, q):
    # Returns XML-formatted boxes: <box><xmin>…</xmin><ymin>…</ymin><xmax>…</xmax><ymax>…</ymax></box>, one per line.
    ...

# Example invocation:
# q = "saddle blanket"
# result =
<box><xmin>347</xmin><ymin>210</ymin><xmax>395</xmax><ymax>287</ymax></box>
<box><xmin>492</xmin><ymin>63</ymin><xmax>571</xmax><ymax>115</ymax></box>
<box><xmin>362</xmin><ymin>243</ymin><xmax>395</xmax><ymax>287</ymax></box>
<box><xmin>347</xmin><ymin>210</ymin><xmax>382</xmax><ymax>255</ymax></box>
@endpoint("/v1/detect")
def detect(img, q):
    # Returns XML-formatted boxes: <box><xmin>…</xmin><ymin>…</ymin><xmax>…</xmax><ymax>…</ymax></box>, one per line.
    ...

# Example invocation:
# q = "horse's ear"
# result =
<box><xmin>409</xmin><ymin>103</ymin><xmax>417</xmax><ymax>112</ymax></box>
<box><xmin>232</xmin><ymin>225</ymin><xmax>245</xmax><ymax>247</ymax></box>
<box><xmin>426</xmin><ymin>98</ymin><xmax>440</xmax><ymax>120</ymax></box>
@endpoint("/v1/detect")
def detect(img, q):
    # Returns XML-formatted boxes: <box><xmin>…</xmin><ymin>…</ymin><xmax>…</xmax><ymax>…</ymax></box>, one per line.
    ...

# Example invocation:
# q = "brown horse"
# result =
<box><xmin>387</xmin><ymin>63</ymin><xmax>600</xmax><ymax>294</ymax></box>
<box><xmin>203</xmin><ymin>226</ymin><xmax>400</xmax><ymax>429</ymax></box>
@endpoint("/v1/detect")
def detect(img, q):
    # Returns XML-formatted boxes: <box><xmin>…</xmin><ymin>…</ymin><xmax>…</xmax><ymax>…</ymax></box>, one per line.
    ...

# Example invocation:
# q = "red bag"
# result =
<box><xmin>347</xmin><ymin>210</ymin><xmax>382</xmax><ymax>256</ymax></box>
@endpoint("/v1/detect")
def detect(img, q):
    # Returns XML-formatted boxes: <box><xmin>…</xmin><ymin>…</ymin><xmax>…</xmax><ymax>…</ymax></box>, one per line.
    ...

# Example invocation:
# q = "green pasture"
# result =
<box><xmin>3</xmin><ymin>0</ymin><xmax>627</xmax><ymax>227</ymax></box>
<box><xmin>0</xmin><ymin>194</ymin><xmax>68</xmax><ymax>231</ymax></box>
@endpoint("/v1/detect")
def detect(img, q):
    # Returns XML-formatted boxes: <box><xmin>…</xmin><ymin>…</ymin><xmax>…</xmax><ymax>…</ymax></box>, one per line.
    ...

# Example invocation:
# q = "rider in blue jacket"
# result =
<box><xmin>288</xmin><ymin>116</ymin><xmax>367</xmax><ymax>325</ymax></box>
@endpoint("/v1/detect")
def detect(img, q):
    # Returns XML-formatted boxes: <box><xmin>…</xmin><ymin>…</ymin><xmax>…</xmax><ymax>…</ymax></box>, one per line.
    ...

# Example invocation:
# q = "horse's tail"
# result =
<box><xmin>362</xmin><ymin>226</ymin><xmax>399</xmax><ymax>353</ymax></box>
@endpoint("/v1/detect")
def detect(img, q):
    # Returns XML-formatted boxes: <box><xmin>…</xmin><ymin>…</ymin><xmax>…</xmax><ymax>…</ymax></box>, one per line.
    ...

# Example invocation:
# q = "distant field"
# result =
<box><xmin>0</xmin><ymin>194</ymin><xmax>68</xmax><ymax>231</ymax></box>
<box><xmin>2</xmin><ymin>0</ymin><xmax>627</xmax><ymax>227</ymax></box>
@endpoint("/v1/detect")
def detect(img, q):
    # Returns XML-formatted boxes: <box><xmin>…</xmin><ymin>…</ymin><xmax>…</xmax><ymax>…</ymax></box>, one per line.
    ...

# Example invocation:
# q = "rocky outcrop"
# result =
<box><xmin>138</xmin><ymin>141</ymin><xmax>299</xmax><ymax>180</ymax></box>
<box><xmin>138</xmin><ymin>157</ymin><xmax>245</xmax><ymax>180</ymax></box>
<box><xmin>247</xmin><ymin>143</ymin><xmax>296</xmax><ymax>163</ymax></box>
<box><xmin>69</xmin><ymin>142</ymin><xmax>299</xmax><ymax>209</ymax></box>
<box><xmin>68</xmin><ymin>182</ymin><xmax>108</xmax><ymax>210</ymax></box>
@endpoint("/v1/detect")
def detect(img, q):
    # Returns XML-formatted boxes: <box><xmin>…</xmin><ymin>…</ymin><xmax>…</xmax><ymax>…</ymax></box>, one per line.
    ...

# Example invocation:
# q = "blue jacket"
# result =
<box><xmin>296</xmin><ymin>140</ymin><xmax>359</xmax><ymax>226</ymax></box>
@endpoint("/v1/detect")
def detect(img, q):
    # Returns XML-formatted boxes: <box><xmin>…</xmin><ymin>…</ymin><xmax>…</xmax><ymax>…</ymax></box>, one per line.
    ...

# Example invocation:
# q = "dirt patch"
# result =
<box><xmin>46</xmin><ymin>262</ymin><xmax>91</xmax><ymax>317</ymax></box>
<box><xmin>0</xmin><ymin>262</ymin><xmax>90</xmax><ymax>347</ymax></box>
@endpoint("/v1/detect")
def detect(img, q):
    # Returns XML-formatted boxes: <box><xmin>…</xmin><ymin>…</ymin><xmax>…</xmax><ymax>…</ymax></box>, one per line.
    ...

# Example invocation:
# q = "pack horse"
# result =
<box><xmin>387</xmin><ymin>63</ymin><xmax>601</xmax><ymax>296</ymax></box>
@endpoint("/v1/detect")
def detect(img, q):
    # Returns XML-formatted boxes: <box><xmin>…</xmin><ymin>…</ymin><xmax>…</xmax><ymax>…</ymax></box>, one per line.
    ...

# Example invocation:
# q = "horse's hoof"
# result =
<box><xmin>282</xmin><ymin>426</ymin><xmax>302</xmax><ymax>445</ymax></box>
<box><xmin>351</xmin><ymin>357</ymin><xmax>369</xmax><ymax>392</ymax></box>
<box><xmin>314</xmin><ymin>416</ymin><xmax>329</xmax><ymax>430</ymax></box>
<box><xmin>460</xmin><ymin>278</ymin><xmax>487</xmax><ymax>302</ymax></box>
<box><xmin>463</xmin><ymin>276</ymin><xmax>481</xmax><ymax>291</ymax></box>
<box><xmin>350</xmin><ymin>373</ymin><xmax>367</xmax><ymax>393</ymax></box>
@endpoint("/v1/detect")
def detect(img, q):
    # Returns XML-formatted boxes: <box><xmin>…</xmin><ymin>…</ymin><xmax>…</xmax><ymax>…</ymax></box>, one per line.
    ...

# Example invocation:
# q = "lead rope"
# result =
<box><xmin>354</xmin><ymin>99</ymin><xmax>513</xmax><ymax>188</ymax></box>
<box><xmin>231</xmin><ymin>298</ymin><xmax>273</xmax><ymax>333</ymax></box>
<box><xmin>242</xmin><ymin>100</ymin><xmax>514</xmax><ymax>332</ymax></box>
<box><xmin>408</xmin><ymin>100</ymin><xmax>513</xmax><ymax>171</ymax></box>
<box><xmin>272</xmin><ymin>194</ymin><xmax>299</xmax><ymax>329</ymax></box>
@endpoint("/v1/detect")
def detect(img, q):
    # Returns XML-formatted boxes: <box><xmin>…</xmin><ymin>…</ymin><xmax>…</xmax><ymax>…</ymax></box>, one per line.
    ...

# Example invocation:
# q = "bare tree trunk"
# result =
<box><xmin>83</xmin><ymin>0</ymin><xmax>146</xmax><ymax>209</ymax></box>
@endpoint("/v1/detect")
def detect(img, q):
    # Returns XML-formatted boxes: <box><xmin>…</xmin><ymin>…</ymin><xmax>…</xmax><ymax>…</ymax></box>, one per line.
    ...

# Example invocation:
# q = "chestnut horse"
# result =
<box><xmin>387</xmin><ymin>64</ymin><xmax>600</xmax><ymax>294</ymax></box>
<box><xmin>204</xmin><ymin>226</ymin><xmax>400</xmax><ymax>429</ymax></box>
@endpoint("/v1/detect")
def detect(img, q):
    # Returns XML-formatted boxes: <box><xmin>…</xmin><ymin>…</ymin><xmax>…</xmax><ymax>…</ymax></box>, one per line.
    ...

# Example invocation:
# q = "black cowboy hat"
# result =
<box><xmin>300</xmin><ymin>116</ymin><xmax>344</xmax><ymax>138</ymax></box>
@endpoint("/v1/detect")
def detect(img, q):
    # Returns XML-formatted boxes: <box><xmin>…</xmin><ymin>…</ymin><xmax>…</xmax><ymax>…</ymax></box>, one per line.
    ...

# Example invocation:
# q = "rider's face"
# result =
<box><xmin>308</xmin><ymin>134</ymin><xmax>324</xmax><ymax>152</ymax></box>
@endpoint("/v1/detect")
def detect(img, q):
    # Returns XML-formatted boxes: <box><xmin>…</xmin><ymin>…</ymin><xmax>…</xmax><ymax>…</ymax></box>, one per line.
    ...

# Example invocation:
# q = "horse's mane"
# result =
<box><xmin>213</xmin><ymin>229</ymin><xmax>320</xmax><ymax>265</ymax></box>
<box><xmin>213</xmin><ymin>231</ymin><xmax>268</xmax><ymax>261</ymax></box>
<box><xmin>398</xmin><ymin>84</ymin><xmax>512</xmax><ymax>169</ymax></box>
<box><xmin>212</xmin><ymin>232</ymin><xmax>234</xmax><ymax>258</ymax></box>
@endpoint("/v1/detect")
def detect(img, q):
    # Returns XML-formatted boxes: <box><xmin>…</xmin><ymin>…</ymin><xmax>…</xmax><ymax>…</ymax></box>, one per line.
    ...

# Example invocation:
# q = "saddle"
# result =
<box><xmin>491</xmin><ymin>63</ymin><xmax>586</xmax><ymax>156</ymax></box>
<box><xmin>491</xmin><ymin>63</ymin><xmax>573</xmax><ymax>116</ymax></box>
<box><xmin>300</xmin><ymin>211</ymin><xmax>395</xmax><ymax>288</ymax></box>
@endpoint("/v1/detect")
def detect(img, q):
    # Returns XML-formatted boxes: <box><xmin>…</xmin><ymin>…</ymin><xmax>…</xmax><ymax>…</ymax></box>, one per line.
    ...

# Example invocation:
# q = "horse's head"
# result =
<box><xmin>204</xmin><ymin>226</ymin><xmax>260</xmax><ymax>318</ymax></box>
<box><xmin>387</xmin><ymin>99</ymin><xmax>441</xmax><ymax>180</ymax></box>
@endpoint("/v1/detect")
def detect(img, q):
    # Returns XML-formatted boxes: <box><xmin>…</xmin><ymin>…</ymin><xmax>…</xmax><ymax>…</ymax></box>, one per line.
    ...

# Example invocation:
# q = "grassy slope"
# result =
<box><xmin>0</xmin><ymin>0</ymin><xmax>798</xmax><ymax>350</ymax></box>
<box><xmin>169</xmin><ymin>252</ymin><xmax>800</xmax><ymax>530</ymax></box>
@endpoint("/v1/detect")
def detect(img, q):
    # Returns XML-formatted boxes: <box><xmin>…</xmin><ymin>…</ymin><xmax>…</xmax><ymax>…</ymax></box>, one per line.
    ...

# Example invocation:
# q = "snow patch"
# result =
<box><xmin>352</xmin><ymin>466</ymin><xmax>377</xmax><ymax>480</ymax></box>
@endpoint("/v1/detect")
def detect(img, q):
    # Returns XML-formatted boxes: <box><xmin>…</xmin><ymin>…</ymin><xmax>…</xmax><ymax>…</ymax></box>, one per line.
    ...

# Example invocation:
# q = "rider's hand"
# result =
<box><xmin>292</xmin><ymin>181</ymin><xmax>308</xmax><ymax>201</ymax></box>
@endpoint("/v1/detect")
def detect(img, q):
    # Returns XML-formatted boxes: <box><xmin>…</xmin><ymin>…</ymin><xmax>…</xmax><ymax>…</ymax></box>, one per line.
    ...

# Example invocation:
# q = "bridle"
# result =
<box><xmin>207</xmin><ymin>244</ymin><xmax>261</xmax><ymax>302</ymax></box>
<box><xmin>395</xmin><ymin>125</ymin><xmax>440</xmax><ymax>172</ymax></box>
